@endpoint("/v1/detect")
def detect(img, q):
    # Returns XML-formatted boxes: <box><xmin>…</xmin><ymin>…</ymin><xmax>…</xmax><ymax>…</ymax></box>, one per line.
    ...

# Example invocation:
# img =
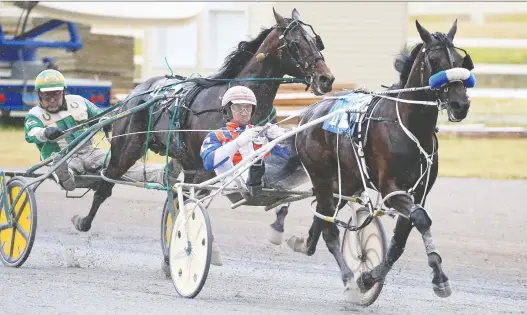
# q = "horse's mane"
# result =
<box><xmin>186</xmin><ymin>26</ymin><xmax>275</xmax><ymax>88</ymax></box>
<box><xmin>209</xmin><ymin>26</ymin><xmax>275</xmax><ymax>80</ymax></box>
<box><xmin>394</xmin><ymin>42</ymin><xmax>423</xmax><ymax>87</ymax></box>
<box><xmin>394</xmin><ymin>32</ymin><xmax>454</xmax><ymax>87</ymax></box>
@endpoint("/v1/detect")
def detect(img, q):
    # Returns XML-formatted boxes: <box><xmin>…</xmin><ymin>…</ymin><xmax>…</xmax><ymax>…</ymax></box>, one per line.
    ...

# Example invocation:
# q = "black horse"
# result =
<box><xmin>282</xmin><ymin>19</ymin><xmax>474</xmax><ymax>301</ymax></box>
<box><xmin>69</xmin><ymin>8</ymin><xmax>334</xmax><ymax>235</ymax></box>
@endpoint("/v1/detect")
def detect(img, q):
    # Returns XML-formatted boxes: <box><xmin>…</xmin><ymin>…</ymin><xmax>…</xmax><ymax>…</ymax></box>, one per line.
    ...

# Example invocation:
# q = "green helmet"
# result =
<box><xmin>34</xmin><ymin>69</ymin><xmax>67</xmax><ymax>92</ymax></box>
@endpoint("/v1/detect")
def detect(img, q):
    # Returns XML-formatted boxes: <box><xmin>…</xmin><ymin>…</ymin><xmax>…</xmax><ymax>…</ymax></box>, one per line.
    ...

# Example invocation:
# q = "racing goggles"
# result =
<box><xmin>231</xmin><ymin>103</ymin><xmax>253</xmax><ymax>115</ymax></box>
<box><xmin>39</xmin><ymin>90</ymin><xmax>63</xmax><ymax>103</ymax></box>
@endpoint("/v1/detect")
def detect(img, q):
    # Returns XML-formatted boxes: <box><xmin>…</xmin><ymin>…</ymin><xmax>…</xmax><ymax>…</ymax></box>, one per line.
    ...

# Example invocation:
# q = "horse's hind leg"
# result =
<box><xmin>323</xmin><ymin>220</ymin><xmax>362</xmax><ymax>302</ymax></box>
<box><xmin>268</xmin><ymin>203</ymin><xmax>290</xmax><ymax>245</ymax></box>
<box><xmin>270</xmin><ymin>195</ymin><xmax>347</xmax><ymax>246</ymax></box>
<box><xmin>72</xmin><ymin>128</ymin><xmax>147</xmax><ymax>232</ymax></box>
<box><xmin>287</xmin><ymin>177</ymin><xmax>359</xmax><ymax>302</ymax></box>
<box><xmin>72</xmin><ymin>181</ymin><xmax>115</xmax><ymax>232</ymax></box>
<box><xmin>357</xmin><ymin>215</ymin><xmax>411</xmax><ymax>291</ymax></box>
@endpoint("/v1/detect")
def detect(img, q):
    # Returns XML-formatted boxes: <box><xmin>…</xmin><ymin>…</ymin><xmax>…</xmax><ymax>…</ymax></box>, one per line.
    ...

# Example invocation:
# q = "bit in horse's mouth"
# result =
<box><xmin>448</xmin><ymin>110</ymin><xmax>462</xmax><ymax>122</ymax></box>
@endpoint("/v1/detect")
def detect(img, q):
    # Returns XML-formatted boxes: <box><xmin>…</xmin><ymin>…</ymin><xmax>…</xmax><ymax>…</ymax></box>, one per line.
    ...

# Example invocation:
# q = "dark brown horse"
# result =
<box><xmin>69</xmin><ymin>8</ymin><xmax>334</xmax><ymax>235</ymax></box>
<box><xmin>283</xmin><ymin>20</ymin><xmax>474</xmax><ymax>302</ymax></box>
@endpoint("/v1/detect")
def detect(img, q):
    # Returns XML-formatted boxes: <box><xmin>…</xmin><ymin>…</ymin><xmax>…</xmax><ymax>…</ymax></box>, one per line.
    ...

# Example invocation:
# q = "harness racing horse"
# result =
<box><xmin>284</xmin><ymin>20</ymin><xmax>475</xmax><ymax>302</ymax></box>
<box><xmin>69</xmin><ymin>9</ymin><xmax>334</xmax><ymax>235</ymax></box>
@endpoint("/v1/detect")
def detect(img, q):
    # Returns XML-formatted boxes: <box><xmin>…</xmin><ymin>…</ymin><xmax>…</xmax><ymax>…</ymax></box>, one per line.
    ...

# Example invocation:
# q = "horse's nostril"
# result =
<box><xmin>319</xmin><ymin>75</ymin><xmax>334</xmax><ymax>86</ymax></box>
<box><xmin>450</xmin><ymin>101</ymin><xmax>461</xmax><ymax>110</ymax></box>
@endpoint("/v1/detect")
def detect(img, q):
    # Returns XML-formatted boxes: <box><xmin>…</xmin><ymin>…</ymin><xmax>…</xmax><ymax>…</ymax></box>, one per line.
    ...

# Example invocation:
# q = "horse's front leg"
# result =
<box><xmin>359</xmin><ymin>180</ymin><xmax>451</xmax><ymax>297</ymax></box>
<box><xmin>410</xmin><ymin>203</ymin><xmax>451</xmax><ymax>297</ymax></box>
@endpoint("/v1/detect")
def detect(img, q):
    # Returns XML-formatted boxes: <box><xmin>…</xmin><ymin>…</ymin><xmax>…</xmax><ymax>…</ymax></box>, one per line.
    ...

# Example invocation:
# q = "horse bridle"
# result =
<box><xmin>419</xmin><ymin>32</ymin><xmax>474</xmax><ymax>109</ymax></box>
<box><xmin>277</xmin><ymin>19</ymin><xmax>326</xmax><ymax>87</ymax></box>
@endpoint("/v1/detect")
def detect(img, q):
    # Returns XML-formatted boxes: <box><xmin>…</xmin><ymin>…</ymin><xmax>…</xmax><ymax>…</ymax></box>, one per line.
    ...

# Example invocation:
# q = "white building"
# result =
<box><xmin>0</xmin><ymin>1</ymin><xmax>409</xmax><ymax>90</ymax></box>
<box><xmin>142</xmin><ymin>2</ymin><xmax>408</xmax><ymax>89</ymax></box>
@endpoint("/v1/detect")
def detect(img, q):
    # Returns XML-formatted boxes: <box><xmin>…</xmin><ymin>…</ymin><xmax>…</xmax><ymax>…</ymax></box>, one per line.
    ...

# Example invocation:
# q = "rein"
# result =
<box><xmin>321</xmin><ymin>63</ymin><xmax>476</xmax><ymax>214</ymax></box>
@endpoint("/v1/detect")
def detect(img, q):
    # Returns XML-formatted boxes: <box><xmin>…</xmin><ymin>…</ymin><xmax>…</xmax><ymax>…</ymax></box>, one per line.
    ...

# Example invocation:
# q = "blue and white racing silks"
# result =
<box><xmin>200</xmin><ymin>122</ymin><xmax>289</xmax><ymax>173</ymax></box>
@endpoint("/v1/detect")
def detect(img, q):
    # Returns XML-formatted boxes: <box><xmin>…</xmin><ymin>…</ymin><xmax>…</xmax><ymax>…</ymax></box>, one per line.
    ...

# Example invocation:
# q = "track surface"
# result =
<box><xmin>1</xmin><ymin>175</ymin><xmax>526</xmax><ymax>315</ymax></box>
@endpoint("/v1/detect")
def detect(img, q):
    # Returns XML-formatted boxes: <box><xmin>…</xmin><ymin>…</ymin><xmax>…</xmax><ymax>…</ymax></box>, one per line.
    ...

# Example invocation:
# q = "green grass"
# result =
<box><xmin>485</xmin><ymin>13</ymin><xmax>527</xmax><ymax>23</ymax></box>
<box><xmin>436</xmin><ymin>136</ymin><xmax>527</xmax><ymax>179</ymax></box>
<box><xmin>1</xmin><ymin>129</ymin><xmax>526</xmax><ymax>180</ymax></box>
<box><xmin>0</xmin><ymin>129</ymin><xmax>166</xmax><ymax>167</ymax></box>
<box><xmin>469</xmin><ymin>98</ymin><xmax>527</xmax><ymax>116</ymax></box>
<box><xmin>469</xmin><ymin>47</ymin><xmax>527</xmax><ymax>65</ymax></box>
<box><xmin>407</xmin><ymin>14</ymin><xmax>527</xmax><ymax>65</ymax></box>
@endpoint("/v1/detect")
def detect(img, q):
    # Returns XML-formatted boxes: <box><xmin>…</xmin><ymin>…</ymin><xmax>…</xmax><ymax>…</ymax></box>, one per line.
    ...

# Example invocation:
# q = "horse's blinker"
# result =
<box><xmin>277</xmin><ymin>19</ymin><xmax>325</xmax><ymax>77</ymax></box>
<box><xmin>462</xmin><ymin>54</ymin><xmax>474</xmax><ymax>71</ymax></box>
<box><xmin>315</xmin><ymin>35</ymin><xmax>325</xmax><ymax>51</ymax></box>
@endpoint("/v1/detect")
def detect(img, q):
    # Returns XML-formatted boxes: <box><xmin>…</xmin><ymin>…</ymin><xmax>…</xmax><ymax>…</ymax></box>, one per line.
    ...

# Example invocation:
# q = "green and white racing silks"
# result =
<box><xmin>24</xmin><ymin>95</ymin><xmax>103</xmax><ymax>160</ymax></box>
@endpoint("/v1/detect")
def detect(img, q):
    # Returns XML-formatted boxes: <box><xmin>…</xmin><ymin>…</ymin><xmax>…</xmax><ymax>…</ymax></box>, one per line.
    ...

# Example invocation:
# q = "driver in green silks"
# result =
<box><xmin>24</xmin><ymin>69</ymin><xmax>181</xmax><ymax>191</ymax></box>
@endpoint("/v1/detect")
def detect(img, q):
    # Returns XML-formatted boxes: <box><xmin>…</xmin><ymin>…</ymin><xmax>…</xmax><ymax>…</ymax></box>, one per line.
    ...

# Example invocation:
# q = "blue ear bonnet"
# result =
<box><xmin>429</xmin><ymin>68</ymin><xmax>476</xmax><ymax>89</ymax></box>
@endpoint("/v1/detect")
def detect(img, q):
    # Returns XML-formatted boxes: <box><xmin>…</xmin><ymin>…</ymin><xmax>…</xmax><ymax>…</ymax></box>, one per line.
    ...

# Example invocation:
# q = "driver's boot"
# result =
<box><xmin>246</xmin><ymin>159</ymin><xmax>265</xmax><ymax>196</ymax></box>
<box><xmin>52</xmin><ymin>153</ymin><xmax>76</xmax><ymax>191</ymax></box>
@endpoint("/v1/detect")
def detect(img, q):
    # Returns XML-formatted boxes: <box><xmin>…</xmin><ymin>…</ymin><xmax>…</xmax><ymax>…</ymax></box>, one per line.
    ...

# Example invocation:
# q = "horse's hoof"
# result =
<box><xmin>343</xmin><ymin>281</ymin><xmax>361</xmax><ymax>304</ymax></box>
<box><xmin>286</xmin><ymin>236</ymin><xmax>308</xmax><ymax>254</ymax></box>
<box><xmin>357</xmin><ymin>272</ymin><xmax>376</xmax><ymax>292</ymax></box>
<box><xmin>161</xmin><ymin>258</ymin><xmax>171</xmax><ymax>278</ymax></box>
<box><xmin>268</xmin><ymin>225</ymin><xmax>284</xmax><ymax>245</ymax></box>
<box><xmin>433</xmin><ymin>280</ymin><xmax>452</xmax><ymax>298</ymax></box>
<box><xmin>71</xmin><ymin>215</ymin><xmax>91</xmax><ymax>232</ymax></box>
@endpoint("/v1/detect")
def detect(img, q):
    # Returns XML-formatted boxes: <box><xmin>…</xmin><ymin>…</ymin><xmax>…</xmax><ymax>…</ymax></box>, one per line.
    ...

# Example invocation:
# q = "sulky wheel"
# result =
<box><xmin>0</xmin><ymin>177</ymin><xmax>38</xmax><ymax>268</ymax></box>
<box><xmin>161</xmin><ymin>193</ymin><xmax>180</xmax><ymax>268</ymax></box>
<box><xmin>341</xmin><ymin>206</ymin><xmax>388</xmax><ymax>307</ymax></box>
<box><xmin>169</xmin><ymin>198</ymin><xmax>212</xmax><ymax>298</ymax></box>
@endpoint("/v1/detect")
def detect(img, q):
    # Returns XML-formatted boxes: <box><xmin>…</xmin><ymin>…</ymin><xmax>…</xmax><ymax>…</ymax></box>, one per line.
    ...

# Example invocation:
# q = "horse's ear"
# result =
<box><xmin>447</xmin><ymin>19</ymin><xmax>458</xmax><ymax>41</ymax></box>
<box><xmin>416</xmin><ymin>20</ymin><xmax>432</xmax><ymax>44</ymax></box>
<box><xmin>273</xmin><ymin>7</ymin><xmax>287</xmax><ymax>27</ymax></box>
<box><xmin>292</xmin><ymin>8</ymin><xmax>301</xmax><ymax>21</ymax></box>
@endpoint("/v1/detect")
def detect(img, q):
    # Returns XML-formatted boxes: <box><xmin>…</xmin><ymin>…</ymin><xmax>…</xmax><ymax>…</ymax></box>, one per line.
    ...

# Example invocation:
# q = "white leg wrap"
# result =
<box><xmin>422</xmin><ymin>230</ymin><xmax>438</xmax><ymax>255</ymax></box>
<box><xmin>211</xmin><ymin>240</ymin><xmax>223</xmax><ymax>266</ymax></box>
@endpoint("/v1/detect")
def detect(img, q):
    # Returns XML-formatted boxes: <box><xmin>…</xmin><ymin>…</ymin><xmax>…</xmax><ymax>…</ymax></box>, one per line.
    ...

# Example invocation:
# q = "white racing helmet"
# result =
<box><xmin>221</xmin><ymin>85</ymin><xmax>257</xmax><ymax>121</ymax></box>
<box><xmin>221</xmin><ymin>85</ymin><xmax>257</xmax><ymax>107</ymax></box>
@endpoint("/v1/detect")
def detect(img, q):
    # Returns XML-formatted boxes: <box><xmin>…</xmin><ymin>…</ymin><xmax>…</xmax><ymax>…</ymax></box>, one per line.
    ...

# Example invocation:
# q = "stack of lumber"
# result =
<box><xmin>33</xmin><ymin>18</ymin><xmax>135</xmax><ymax>90</ymax></box>
<box><xmin>54</xmin><ymin>32</ymin><xmax>135</xmax><ymax>90</ymax></box>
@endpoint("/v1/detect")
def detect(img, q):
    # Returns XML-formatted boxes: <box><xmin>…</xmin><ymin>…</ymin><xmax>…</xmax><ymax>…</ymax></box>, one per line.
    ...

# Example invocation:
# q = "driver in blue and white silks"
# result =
<box><xmin>199</xmin><ymin>86</ymin><xmax>291</xmax><ymax>261</ymax></box>
<box><xmin>200</xmin><ymin>85</ymin><xmax>289</xmax><ymax>189</ymax></box>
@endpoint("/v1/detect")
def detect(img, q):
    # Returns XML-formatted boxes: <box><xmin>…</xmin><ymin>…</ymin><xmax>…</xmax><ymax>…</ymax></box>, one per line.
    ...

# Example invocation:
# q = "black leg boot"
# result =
<box><xmin>246</xmin><ymin>159</ymin><xmax>265</xmax><ymax>196</ymax></box>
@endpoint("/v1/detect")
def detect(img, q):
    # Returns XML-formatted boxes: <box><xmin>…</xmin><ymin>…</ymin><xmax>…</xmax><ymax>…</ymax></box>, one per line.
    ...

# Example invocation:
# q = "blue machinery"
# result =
<box><xmin>0</xmin><ymin>1</ymin><xmax>112</xmax><ymax>116</ymax></box>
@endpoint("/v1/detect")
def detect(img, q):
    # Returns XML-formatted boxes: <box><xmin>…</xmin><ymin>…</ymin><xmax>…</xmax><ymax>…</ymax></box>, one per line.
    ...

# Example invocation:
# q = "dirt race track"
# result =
<box><xmin>1</xmin><ymin>174</ymin><xmax>526</xmax><ymax>315</ymax></box>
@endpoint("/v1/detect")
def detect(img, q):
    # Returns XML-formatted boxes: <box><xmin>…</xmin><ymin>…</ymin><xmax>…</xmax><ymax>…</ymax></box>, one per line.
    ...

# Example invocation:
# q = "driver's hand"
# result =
<box><xmin>235</xmin><ymin>128</ymin><xmax>260</xmax><ymax>147</ymax></box>
<box><xmin>100</xmin><ymin>117</ymin><xmax>112</xmax><ymax>133</ymax></box>
<box><xmin>44</xmin><ymin>126</ymin><xmax>64</xmax><ymax>141</ymax></box>
<box><xmin>264</xmin><ymin>123</ymin><xmax>287</xmax><ymax>139</ymax></box>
